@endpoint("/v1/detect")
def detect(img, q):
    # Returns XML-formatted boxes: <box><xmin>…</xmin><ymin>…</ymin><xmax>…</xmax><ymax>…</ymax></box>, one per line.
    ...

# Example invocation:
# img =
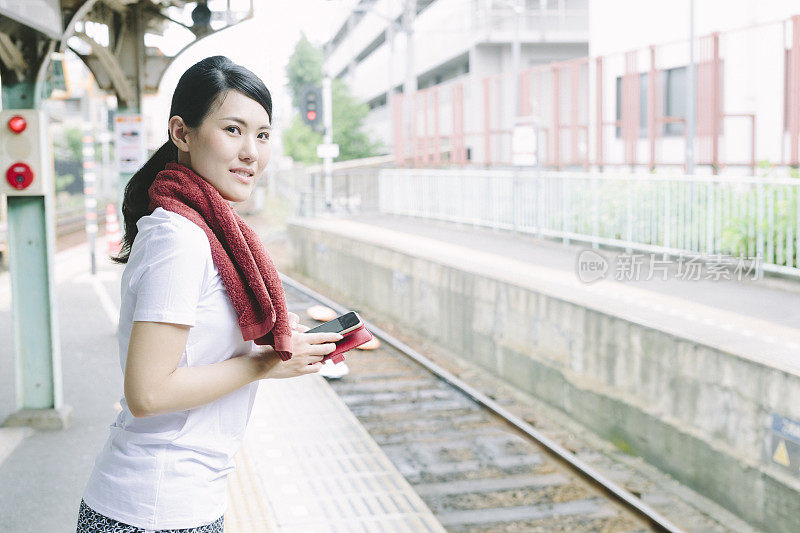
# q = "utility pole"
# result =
<box><xmin>402</xmin><ymin>0</ymin><xmax>416</xmax><ymax>162</ymax></box>
<box><xmin>386</xmin><ymin>3</ymin><xmax>396</xmax><ymax>139</ymax></box>
<box><xmin>323</xmin><ymin>73</ymin><xmax>333</xmax><ymax>210</ymax></box>
<box><xmin>512</xmin><ymin>0</ymin><xmax>522</xmax><ymax>117</ymax></box>
<box><xmin>686</xmin><ymin>0</ymin><xmax>696</xmax><ymax>175</ymax></box>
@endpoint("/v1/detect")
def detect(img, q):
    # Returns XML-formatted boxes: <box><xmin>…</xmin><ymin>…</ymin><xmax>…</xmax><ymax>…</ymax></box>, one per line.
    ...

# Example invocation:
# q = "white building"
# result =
<box><xmin>590</xmin><ymin>0</ymin><xmax>800</xmax><ymax>175</ymax></box>
<box><xmin>325</xmin><ymin>0</ymin><xmax>590</xmax><ymax>157</ymax></box>
<box><xmin>326</xmin><ymin>0</ymin><xmax>800</xmax><ymax>174</ymax></box>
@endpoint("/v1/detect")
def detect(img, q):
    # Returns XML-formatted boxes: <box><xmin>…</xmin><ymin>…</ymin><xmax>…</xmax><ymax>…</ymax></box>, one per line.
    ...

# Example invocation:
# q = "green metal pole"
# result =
<box><xmin>2</xmin><ymin>81</ymin><xmax>70</xmax><ymax>430</ymax></box>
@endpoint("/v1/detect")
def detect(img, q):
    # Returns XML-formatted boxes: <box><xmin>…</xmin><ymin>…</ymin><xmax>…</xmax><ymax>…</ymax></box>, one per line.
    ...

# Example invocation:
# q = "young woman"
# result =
<box><xmin>76</xmin><ymin>56</ymin><xmax>342</xmax><ymax>532</ymax></box>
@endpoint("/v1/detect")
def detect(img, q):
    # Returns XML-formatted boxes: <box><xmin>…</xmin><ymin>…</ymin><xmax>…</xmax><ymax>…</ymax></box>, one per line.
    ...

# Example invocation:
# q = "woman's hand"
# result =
<box><xmin>251</xmin><ymin>314</ymin><xmax>342</xmax><ymax>379</ymax></box>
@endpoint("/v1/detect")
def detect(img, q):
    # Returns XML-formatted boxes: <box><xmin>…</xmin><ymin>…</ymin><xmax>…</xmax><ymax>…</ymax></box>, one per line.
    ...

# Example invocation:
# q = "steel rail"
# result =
<box><xmin>279</xmin><ymin>272</ymin><xmax>687</xmax><ymax>533</ymax></box>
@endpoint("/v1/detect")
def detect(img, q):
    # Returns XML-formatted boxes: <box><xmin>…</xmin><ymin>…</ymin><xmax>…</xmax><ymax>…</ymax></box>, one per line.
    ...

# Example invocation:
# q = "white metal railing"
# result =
<box><xmin>378</xmin><ymin>168</ymin><xmax>800</xmax><ymax>277</ymax></box>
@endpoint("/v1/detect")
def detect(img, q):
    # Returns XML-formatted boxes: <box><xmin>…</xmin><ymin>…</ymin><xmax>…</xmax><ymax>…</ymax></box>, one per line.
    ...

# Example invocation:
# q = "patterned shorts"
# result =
<box><xmin>76</xmin><ymin>499</ymin><xmax>224</xmax><ymax>533</ymax></box>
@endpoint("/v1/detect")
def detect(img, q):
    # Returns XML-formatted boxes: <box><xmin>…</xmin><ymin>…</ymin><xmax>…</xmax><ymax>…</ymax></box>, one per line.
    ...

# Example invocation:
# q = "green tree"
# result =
<box><xmin>283</xmin><ymin>34</ymin><xmax>380</xmax><ymax>163</ymax></box>
<box><xmin>331</xmin><ymin>79</ymin><xmax>380</xmax><ymax>160</ymax></box>
<box><xmin>286</xmin><ymin>33</ymin><xmax>323</xmax><ymax>110</ymax></box>
<box><xmin>283</xmin><ymin>115</ymin><xmax>323</xmax><ymax>163</ymax></box>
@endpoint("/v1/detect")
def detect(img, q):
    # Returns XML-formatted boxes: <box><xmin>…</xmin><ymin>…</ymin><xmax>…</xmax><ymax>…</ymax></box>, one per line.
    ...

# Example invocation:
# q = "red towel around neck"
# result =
<box><xmin>148</xmin><ymin>161</ymin><xmax>293</xmax><ymax>360</ymax></box>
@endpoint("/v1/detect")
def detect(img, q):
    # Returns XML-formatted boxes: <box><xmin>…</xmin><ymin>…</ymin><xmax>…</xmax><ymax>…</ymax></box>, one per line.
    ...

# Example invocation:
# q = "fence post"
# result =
<box><xmin>706</xmin><ymin>181</ymin><xmax>714</xmax><ymax>253</ymax></box>
<box><xmin>663</xmin><ymin>181</ymin><xmax>671</xmax><ymax>259</ymax></box>
<box><xmin>512</xmin><ymin>168</ymin><xmax>519</xmax><ymax>234</ymax></box>
<box><xmin>757</xmin><ymin>182</ymin><xmax>765</xmax><ymax>262</ymax></box>
<box><xmin>433</xmin><ymin>87</ymin><xmax>441</xmax><ymax>165</ymax></box>
<box><xmin>626</xmin><ymin>179</ymin><xmax>633</xmax><ymax>253</ymax></box>
<box><xmin>563</xmin><ymin>177</ymin><xmax>571</xmax><ymax>246</ymax></box>
<box><xmin>537</xmin><ymin>171</ymin><xmax>544</xmax><ymax>240</ymax></box>
<box><xmin>592</xmin><ymin>174</ymin><xmax>599</xmax><ymax>249</ymax></box>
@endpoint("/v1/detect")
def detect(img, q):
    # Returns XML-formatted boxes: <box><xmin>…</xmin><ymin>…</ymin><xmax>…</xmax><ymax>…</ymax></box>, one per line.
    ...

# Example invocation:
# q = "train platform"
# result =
<box><xmin>0</xmin><ymin>239</ymin><xmax>445</xmax><ymax>532</ymax></box>
<box><xmin>321</xmin><ymin>213</ymin><xmax>800</xmax><ymax>371</ymax></box>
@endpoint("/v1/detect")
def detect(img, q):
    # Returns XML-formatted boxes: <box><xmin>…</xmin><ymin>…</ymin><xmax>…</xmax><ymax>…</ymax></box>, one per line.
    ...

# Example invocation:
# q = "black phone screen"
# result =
<box><xmin>307</xmin><ymin>312</ymin><xmax>359</xmax><ymax>334</ymax></box>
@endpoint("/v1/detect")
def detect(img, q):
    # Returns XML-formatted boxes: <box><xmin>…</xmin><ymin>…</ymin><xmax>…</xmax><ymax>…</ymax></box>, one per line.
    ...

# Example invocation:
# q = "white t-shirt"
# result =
<box><xmin>82</xmin><ymin>207</ymin><xmax>260</xmax><ymax>530</ymax></box>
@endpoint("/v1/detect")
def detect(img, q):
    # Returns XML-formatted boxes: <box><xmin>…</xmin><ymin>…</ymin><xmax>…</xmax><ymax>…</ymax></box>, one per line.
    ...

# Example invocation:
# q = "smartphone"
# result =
<box><xmin>306</xmin><ymin>311</ymin><xmax>363</xmax><ymax>335</ymax></box>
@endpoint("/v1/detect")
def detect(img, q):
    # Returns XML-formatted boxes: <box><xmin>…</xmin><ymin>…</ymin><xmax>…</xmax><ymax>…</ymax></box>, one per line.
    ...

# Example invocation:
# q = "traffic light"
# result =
<box><xmin>0</xmin><ymin>110</ymin><xmax>52</xmax><ymax>196</ymax></box>
<box><xmin>300</xmin><ymin>84</ymin><xmax>323</xmax><ymax>132</ymax></box>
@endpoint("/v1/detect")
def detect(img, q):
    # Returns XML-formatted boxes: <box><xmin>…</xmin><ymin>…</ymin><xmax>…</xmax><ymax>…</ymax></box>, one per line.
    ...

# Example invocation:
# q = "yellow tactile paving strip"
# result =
<box><xmin>225</xmin><ymin>373</ymin><xmax>446</xmax><ymax>533</ymax></box>
<box><xmin>224</xmin><ymin>442</ymin><xmax>278</xmax><ymax>532</ymax></box>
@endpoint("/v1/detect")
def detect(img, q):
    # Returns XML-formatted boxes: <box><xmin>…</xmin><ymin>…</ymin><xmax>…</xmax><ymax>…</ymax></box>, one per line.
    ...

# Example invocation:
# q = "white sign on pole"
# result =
<box><xmin>114</xmin><ymin>114</ymin><xmax>146</xmax><ymax>174</ymax></box>
<box><xmin>317</xmin><ymin>143</ymin><xmax>339</xmax><ymax>159</ymax></box>
<box><xmin>511</xmin><ymin>125</ymin><xmax>538</xmax><ymax>166</ymax></box>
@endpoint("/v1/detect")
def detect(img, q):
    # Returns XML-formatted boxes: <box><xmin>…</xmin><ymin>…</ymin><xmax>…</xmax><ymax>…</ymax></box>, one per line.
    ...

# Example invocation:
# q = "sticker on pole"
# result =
<box><xmin>114</xmin><ymin>114</ymin><xmax>146</xmax><ymax>174</ymax></box>
<box><xmin>317</xmin><ymin>143</ymin><xmax>339</xmax><ymax>159</ymax></box>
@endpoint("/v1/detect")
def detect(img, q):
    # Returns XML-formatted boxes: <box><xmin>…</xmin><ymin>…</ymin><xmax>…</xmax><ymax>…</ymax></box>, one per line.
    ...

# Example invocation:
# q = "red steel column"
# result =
<box><xmin>711</xmin><ymin>32</ymin><xmax>721</xmax><ymax>173</ymax></box>
<box><xmin>790</xmin><ymin>16</ymin><xmax>800</xmax><ymax>166</ymax></box>
<box><xmin>623</xmin><ymin>51</ymin><xmax>639</xmax><ymax>168</ymax></box>
<box><xmin>584</xmin><ymin>59</ymin><xmax>590</xmax><ymax>171</ymax></box>
<box><xmin>413</xmin><ymin>92</ymin><xmax>421</xmax><ymax>167</ymax></box>
<box><xmin>552</xmin><ymin>65</ymin><xmax>560</xmax><ymax>169</ymax></box>
<box><xmin>570</xmin><ymin>62</ymin><xmax>579</xmax><ymax>166</ymax></box>
<box><xmin>423</xmin><ymin>89</ymin><xmax>430</xmax><ymax>165</ymax></box>
<box><xmin>433</xmin><ymin>87</ymin><xmax>441</xmax><ymax>165</ymax></box>
<box><xmin>452</xmin><ymin>83</ymin><xmax>466</xmax><ymax>165</ymax></box>
<box><xmin>648</xmin><ymin>45</ymin><xmax>657</xmax><ymax>171</ymax></box>
<box><xmin>393</xmin><ymin>93</ymin><xmax>404</xmax><ymax>165</ymax></box>
<box><xmin>450</xmin><ymin>86</ymin><xmax>458</xmax><ymax>164</ymax></box>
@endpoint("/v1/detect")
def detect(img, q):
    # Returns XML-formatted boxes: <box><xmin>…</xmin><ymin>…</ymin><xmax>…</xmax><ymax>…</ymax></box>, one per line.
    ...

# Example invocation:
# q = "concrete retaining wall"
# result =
<box><xmin>288</xmin><ymin>219</ymin><xmax>800</xmax><ymax>532</ymax></box>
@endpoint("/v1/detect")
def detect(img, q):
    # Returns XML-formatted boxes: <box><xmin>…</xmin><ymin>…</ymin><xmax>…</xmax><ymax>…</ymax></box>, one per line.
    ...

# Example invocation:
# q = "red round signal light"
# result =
<box><xmin>6</xmin><ymin>162</ymin><xmax>33</xmax><ymax>190</ymax></box>
<box><xmin>306</xmin><ymin>110</ymin><xmax>317</xmax><ymax>122</ymax></box>
<box><xmin>7</xmin><ymin>115</ymin><xmax>26</xmax><ymax>134</ymax></box>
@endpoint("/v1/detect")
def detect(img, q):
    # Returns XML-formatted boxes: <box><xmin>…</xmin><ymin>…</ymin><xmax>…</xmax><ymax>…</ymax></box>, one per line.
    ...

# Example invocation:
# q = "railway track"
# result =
<box><xmin>279</xmin><ymin>274</ymin><xmax>744</xmax><ymax>533</ymax></box>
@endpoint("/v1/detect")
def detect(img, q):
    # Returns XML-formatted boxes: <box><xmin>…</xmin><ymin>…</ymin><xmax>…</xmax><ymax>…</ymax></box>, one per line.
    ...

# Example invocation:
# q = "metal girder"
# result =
<box><xmin>63</xmin><ymin>0</ymin><xmax>255</xmax><ymax>109</ymax></box>
<box><xmin>0</xmin><ymin>31</ymin><xmax>26</xmax><ymax>79</ymax></box>
<box><xmin>74</xmin><ymin>30</ymin><xmax>137</xmax><ymax>104</ymax></box>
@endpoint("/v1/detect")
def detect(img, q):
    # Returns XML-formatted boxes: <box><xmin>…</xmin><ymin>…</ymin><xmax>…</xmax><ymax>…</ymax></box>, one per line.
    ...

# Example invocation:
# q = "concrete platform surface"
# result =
<box><xmin>0</xmin><ymin>240</ymin><xmax>444</xmax><ymax>533</ymax></box>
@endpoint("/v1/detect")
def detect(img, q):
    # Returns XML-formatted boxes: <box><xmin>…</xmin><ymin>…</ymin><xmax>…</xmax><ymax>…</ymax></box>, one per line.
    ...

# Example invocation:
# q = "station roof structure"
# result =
<box><xmin>0</xmin><ymin>1</ymin><xmax>253</xmax><ymax>107</ymax></box>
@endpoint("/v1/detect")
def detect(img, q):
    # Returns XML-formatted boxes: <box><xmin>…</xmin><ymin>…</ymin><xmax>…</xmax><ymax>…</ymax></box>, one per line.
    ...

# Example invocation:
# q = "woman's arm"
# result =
<box><xmin>124</xmin><ymin>320</ymin><xmax>342</xmax><ymax>418</ymax></box>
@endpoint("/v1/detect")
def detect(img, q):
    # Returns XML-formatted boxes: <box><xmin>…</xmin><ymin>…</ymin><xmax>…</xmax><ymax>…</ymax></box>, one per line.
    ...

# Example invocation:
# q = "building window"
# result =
<box><xmin>615</xmin><ymin>73</ymin><xmax>648</xmax><ymax>138</ymax></box>
<box><xmin>367</xmin><ymin>93</ymin><xmax>388</xmax><ymax>110</ymax></box>
<box><xmin>417</xmin><ymin>53</ymin><xmax>470</xmax><ymax>90</ymax></box>
<box><xmin>663</xmin><ymin>66</ymin><xmax>686</xmax><ymax>136</ymax></box>
<box><xmin>356</xmin><ymin>31</ymin><xmax>386</xmax><ymax>64</ymax></box>
<box><xmin>615</xmin><ymin>66</ymin><xmax>693</xmax><ymax>138</ymax></box>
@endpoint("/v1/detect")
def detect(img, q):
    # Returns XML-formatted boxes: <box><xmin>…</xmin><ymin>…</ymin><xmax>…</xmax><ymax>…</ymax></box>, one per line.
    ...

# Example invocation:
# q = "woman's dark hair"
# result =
<box><xmin>110</xmin><ymin>55</ymin><xmax>272</xmax><ymax>264</ymax></box>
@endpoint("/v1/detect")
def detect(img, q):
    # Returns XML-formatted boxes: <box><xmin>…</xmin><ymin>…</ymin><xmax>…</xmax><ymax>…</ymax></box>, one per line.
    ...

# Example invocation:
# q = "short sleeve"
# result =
<box><xmin>131</xmin><ymin>221</ymin><xmax>208</xmax><ymax>326</ymax></box>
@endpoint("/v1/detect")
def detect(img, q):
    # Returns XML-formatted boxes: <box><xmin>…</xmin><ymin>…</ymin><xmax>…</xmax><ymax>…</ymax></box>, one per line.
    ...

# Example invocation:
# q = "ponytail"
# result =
<box><xmin>109</xmin><ymin>140</ymin><xmax>178</xmax><ymax>264</ymax></box>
